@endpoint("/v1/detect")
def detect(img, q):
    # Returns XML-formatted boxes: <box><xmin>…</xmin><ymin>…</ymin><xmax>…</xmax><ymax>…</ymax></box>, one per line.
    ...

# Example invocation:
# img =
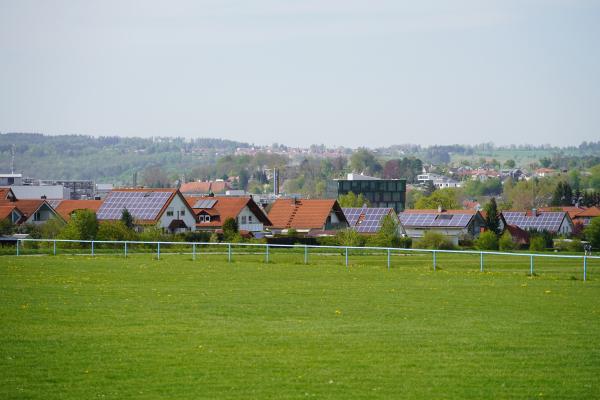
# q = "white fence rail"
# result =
<box><xmin>8</xmin><ymin>238</ymin><xmax>599</xmax><ymax>281</ymax></box>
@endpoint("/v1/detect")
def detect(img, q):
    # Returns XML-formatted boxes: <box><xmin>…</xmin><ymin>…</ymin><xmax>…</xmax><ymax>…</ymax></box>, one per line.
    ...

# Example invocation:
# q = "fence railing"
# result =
<box><xmin>7</xmin><ymin>238</ymin><xmax>599</xmax><ymax>281</ymax></box>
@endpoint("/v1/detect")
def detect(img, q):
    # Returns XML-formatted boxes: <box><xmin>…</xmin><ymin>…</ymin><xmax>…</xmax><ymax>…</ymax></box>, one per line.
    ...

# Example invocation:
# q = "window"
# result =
<box><xmin>241</xmin><ymin>216</ymin><xmax>247</xmax><ymax>224</ymax></box>
<box><xmin>180</xmin><ymin>210</ymin><xmax>185</xmax><ymax>216</ymax></box>
<box><xmin>166</xmin><ymin>208</ymin><xmax>174</xmax><ymax>217</ymax></box>
<box><xmin>199</xmin><ymin>215</ymin><xmax>211</xmax><ymax>223</ymax></box>
<box><xmin>33</xmin><ymin>212</ymin><xmax>41</xmax><ymax>221</ymax></box>
<box><xmin>248</xmin><ymin>215</ymin><xmax>253</xmax><ymax>223</ymax></box>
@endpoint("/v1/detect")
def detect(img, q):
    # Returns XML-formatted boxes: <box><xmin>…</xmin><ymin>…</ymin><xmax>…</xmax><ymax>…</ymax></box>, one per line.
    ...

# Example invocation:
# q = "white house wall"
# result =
<box><xmin>159</xmin><ymin>195</ymin><xmax>196</xmax><ymax>231</ymax></box>
<box><xmin>236</xmin><ymin>206</ymin><xmax>264</xmax><ymax>232</ymax></box>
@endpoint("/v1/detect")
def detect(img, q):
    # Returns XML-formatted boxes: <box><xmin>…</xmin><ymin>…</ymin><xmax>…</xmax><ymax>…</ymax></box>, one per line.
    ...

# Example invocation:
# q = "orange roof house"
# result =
<box><xmin>54</xmin><ymin>200</ymin><xmax>103</xmax><ymax>221</ymax></box>
<box><xmin>185</xmin><ymin>196</ymin><xmax>271</xmax><ymax>233</ymax></box>
<box><xmin>0</xmin><ymin>205</ymin><xmax>23</xmax><ymax>224</ymax></box>
<box><xmin>0</xmin><ymin>198</ymin><xmax>62</xmax><ymax>225</ymax></box>
<box><xmin>538</xmin><ymin>206</ymin><xmax>600</xmax><ymax>227</ymax></box>
<box><xmin>0</xmin><ymin>187</ymin><xmax>17</xmax><ymax>201</ymax></box>
<box><xmin>267</xmin><ymin>199</ymin><xmax>348</xmax><ymax>233</ymax></box>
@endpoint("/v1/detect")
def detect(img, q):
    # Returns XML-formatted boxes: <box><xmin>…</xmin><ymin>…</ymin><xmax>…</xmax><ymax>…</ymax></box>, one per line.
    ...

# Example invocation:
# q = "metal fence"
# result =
<box><xmin>6</xmin><ymin>238</ymin><xmax>599</xmax><ymax>281</ymax></box>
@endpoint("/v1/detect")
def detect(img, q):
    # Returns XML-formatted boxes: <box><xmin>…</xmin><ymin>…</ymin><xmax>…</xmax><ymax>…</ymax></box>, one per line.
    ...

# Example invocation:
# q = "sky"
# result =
<box><xmin>1</xmin><ymin>0</ymin><xmax>599</xmax><ymax>148</ymax></box>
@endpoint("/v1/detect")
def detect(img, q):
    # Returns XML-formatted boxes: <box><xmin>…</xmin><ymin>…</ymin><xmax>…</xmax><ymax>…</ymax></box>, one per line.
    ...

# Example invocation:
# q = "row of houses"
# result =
<box><xmin>1</xmin><ymin>187</ymin><xmax>598</xmax><ymax>245</ymax></box>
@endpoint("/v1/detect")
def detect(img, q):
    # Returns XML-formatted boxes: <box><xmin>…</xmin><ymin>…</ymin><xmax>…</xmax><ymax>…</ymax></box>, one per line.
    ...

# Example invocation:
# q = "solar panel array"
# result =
<box><xmin>193</xmin><ymin>199</ymin><xmax>217</xmax><ymax>209</ymax></box>
<box><xmin>399</xmin><ymin>212</ymin><xmax>473</xmax><ymax>228</ymax></box>
<box><xmin>502</xmin><ymin>211</ymin><xmax>564</xmax><ymax>232</ymax></box>
<box><xmin>342</xmin><ymin>207</ymin><xmax>394</xmax><ymax>233</ymax></box>
<box><xmin>97</xmin><ymin>191</ymin><xmax>172</xmax><ymax>221</ymax></box>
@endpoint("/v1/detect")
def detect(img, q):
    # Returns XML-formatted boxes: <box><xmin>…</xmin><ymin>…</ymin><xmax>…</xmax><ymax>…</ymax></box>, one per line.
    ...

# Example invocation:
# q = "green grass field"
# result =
<box><xmin>1</xmin><ymin>251</ymin><xmax>599</xmax><ymax>399</ymax></box>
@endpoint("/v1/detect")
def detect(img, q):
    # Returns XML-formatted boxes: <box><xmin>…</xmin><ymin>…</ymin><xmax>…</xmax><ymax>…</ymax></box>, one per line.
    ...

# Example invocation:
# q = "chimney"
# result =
<box><xmin>437</xmin><ymin>205</ymin><xmax>443</xmax><ymax>213</ymax></box>
<box><xmin>531</xmin><ymin>208</ymin><xmax>537</xmax><ymax>216</ymax></box>
<box><xmin>41</xmin><ymin>195</ymin><xmax>47</xmax><ymax>200</ymax></box>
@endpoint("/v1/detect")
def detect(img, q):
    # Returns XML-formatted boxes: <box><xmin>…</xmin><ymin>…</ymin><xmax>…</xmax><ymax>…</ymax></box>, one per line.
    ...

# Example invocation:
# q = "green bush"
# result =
<box><xmin>336</xmin><ymin>229</ymin><xmax>366</xmax><ymax>247</ymax></box>
<box><xmin>529</xmin><ymin>236</ymin><xmax>546</xmax><ymax>252</ymax></box>
<box><xmin>416</xmin><ymin>231</ymin><xmax>455</xmax><ymax>250</ymax></box>
<box><xmin>97</xmin><ymin>221</ymin><xmax>137</xmax><ymax>241</ymax></box>
<box><xmin>498</xmin><ymin>231</ymin><xmax>517</xmax><ymax>251</ymax></box>
<box><xmin>475</xmin><ymin>231</ymin><xmax>498</xmax><ymax>251</ymax></box>
<box><xmin>568</xmin><ymin>239</ymin><xmax>583</xmax><ymax>252</ymax></box>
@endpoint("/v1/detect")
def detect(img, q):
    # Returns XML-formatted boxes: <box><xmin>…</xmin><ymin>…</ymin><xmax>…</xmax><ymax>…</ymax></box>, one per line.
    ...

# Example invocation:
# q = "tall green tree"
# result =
<box><xmin>415</xmin><ymin>189</ymin><xmax>459</xmax><ymax>210</ymax></box>
<box><xmin>58</xmin><ymin>210</ymin><xmax>99</xmax><ymax>240</ymax></box>
<box><xmin>222</xmin><ymin>217</ymin><xmax>239</xmax><ymax>241</ymax></box>
<box><xmin>584</xmin><ymin>217</ymin><xmax>600</xmax><ymax>249</ymax></box>
<box><xmin>483</xmin><ymin>198</ymin><xmax>501</xmax><ymax>235</ymax></box>
<box><xmin>120</xmin><ymin>208</ymin><xmax>135</xmax><ymax>230</ymax></box>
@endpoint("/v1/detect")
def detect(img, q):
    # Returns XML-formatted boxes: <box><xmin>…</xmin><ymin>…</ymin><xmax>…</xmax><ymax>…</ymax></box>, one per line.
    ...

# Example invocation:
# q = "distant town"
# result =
<box><xmin>1</xmin><ymin>132</ymin><xmax>599</xmax><ymax>252</ymax></box>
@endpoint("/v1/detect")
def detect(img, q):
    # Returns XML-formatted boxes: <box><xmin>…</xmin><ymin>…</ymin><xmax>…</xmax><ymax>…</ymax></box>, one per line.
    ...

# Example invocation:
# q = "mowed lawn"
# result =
<box><xmin>1</xmin><ymin>252</ymin><xmax>599</xmax><ymax>399</ymax></box>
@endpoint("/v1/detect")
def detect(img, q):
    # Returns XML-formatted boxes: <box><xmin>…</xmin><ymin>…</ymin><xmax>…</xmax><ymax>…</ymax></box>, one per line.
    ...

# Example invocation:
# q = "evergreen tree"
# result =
<box><xmin>120</xmin><ymin>208</ymin><xmax>135</xmax><ymax>230</ymax></box>
<box><xmin>483</xmin><ymin>198</ymin><xmax>501</xmax><ymax>235</ymax></box>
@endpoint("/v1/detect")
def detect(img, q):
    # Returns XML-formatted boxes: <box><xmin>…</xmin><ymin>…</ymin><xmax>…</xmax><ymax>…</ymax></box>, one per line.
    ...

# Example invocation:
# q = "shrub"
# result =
<box><xmin>184</xmin><ymin>231</ymin><xmax>212</xmax><ymax>243</ymax></box>
<box><xmin>417</xmin><ymin>231</ymin><xmax>455</xmax><ymax>250</ymax></box>
<box><xmin>529</xmin><ymin>236</ymin><xmax>546</xmax><ymax>252</ymax></box>
<box><xmin>498</xmin><ymin>231</ymin><xmax>517</xmax><ymax>251</ymax></box>
<box><xmin>336</xmin><ymin>229</ymin><xmax>366</xmax><ymax>247</ymax></box>
<box><xmin>97</xmin><ymin>221</ymin><xmax>137</xmax><ymax>241</ymax></box>
<box><xmin>568</xmin><ymin>238</ymin><xmax>583</xmax><ymax>252</ymax></box>
<box><xmin>475</xmin><ymin>231</ymin><xmax>498</xmax><ymax>251</ymax></box>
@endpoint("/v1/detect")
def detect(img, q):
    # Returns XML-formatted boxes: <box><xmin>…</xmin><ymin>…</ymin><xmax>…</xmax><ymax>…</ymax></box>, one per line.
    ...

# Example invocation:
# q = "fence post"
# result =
<box><xmin>16</xmin><ymin>239</ymin><xmax>19</xmax><ymax>256</ymax></box>
<box><xmin>228</xmin><ymin>243</ymin><xmax>232</xmax><ymax>263</ymax></box>
<box><xmin>304</xmin><ymin>245</ymin><xmax>308</xmax><ymax>264</ymax></box>
<box><xmin>345</xmin><ymin>247</ymin><xmax>348</xmax><ymax>268</ymax></box>
<box><xmin>530</xmin><ymin>255</ymin><xmax>534</xmax><ymax>276</ymax></box>
<box><xmin>387</xmin><ymin>249</ymin><xmax>391</xmax><ymax>271</ymax></box>
<box><xmin>124</xmin><ymin>241</ymin><xmax>128</xmax><ymax>258</ymax></box>
<box><xmin>157</xmin><ymin>242</ymin><xmax>160</xmax><ymax>260</ymax></box>
<box><xmin>53</xmin><ymin>240</ymin><xmax>56</xmax><ymax>256</ymax></box>
<box><xmin>192</xmin><ymin>243</ymin><xmax>196</xmax><ymax>261</ymax></box>
<box><xmin>91</xmin><ymin>241</ymin><xmax>94</xmax><ymax>257</ymax></box>
<box><xmin>480</xmin><ymin>252</ymin><xmax>484</xmax><ymax>272</ymax></box>
<box><xmin>433</xmin><ymin>250</ymin><xmax>436</xmax><ymax>271</ymax></box>
<box><xmin>584</xmin><ymin>256</ymin><xmax>587</xmax><ymax>281</ymax></box>
<box><xmin>265</xmin><ymin>244</ymin><xmax>269</xmax><ymax>263</ymax></box>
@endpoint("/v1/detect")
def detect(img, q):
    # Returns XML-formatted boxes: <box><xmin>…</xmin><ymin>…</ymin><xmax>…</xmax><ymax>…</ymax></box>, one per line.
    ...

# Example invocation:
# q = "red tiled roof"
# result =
<box><xmin>185</xmin><ymin>196</ymin><xmax>271</xmax><ymax>228</ymax></box>
<box><xmin>0</xmin><ymin>187</ymin><xmax>16</xmax><ymax>201</ymax></box>
<box><xmin>574</xmin><ymin>206</ymin><xmax>600</xmax><ymax>218</ymax></box>
<box><xmin>268</xmin><ymin>199</ymin><xmax>346</xmax><ymax>229</ymax></box>
<box><xmin>180</xmin><ymin>181</ymin><xmax>232</xmax><ymax>194</ymax></box>
<box><xmin>54</xmin><ymin>200</ymin><xmax>103</xmax><ymax>221</ymax></box>
<box><xmin>0</xmin><ymin>205</ymin><xmax>19</xmax><ymax>221</ymax></box>
<box><xmin>0</xmin><ymin>199</ymin><xmax>51</xmax><ymax>222</ymax></box>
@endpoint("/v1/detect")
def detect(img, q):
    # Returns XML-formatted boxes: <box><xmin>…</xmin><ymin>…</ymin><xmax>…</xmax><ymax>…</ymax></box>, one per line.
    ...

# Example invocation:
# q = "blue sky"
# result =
<box><xmin>1</xmin><ymin>0</ymin><xmax>599</xmax><ymax>147</ymax></box>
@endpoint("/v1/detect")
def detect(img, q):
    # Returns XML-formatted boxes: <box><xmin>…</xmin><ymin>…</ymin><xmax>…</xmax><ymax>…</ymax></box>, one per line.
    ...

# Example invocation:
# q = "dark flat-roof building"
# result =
<box><xmin>335</xmin><ymin>173</ymin><xmax>406</xmax><ymax>213</ymax></box>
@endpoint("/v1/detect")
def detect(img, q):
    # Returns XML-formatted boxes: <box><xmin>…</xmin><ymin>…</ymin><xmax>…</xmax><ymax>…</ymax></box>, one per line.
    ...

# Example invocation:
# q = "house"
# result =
<box><xmin>96</xmin><ymin>189</ymin><xmax>196</xmax><ymax>233</ymax></box>
<box><xmin>342</xmin><ymin>207</ymin><xmax>404</xmax><ymax>235</ymax></box>
<box><xmin>0</xmin><ymin>173</ymin><xmax>22</xmax><ymax>186</ymax></box>
<box><xmin>179</xmin><ymin>180</ymin><xmax>232</xmax><ymax>195</ymax></box>
<box><xmin>399</xmin><ymin>209</ymin><xmax>485</xmax><ymax>245</ymax></box>
<box><xmin>53</xmin><ymin>200</ymin><xmax>104</xmax><ymax>221</ymax></box>
<box><xmin>0</xmin><ymin>205</ymin><xmax>23</xmax><ymax>225</ymax></box>
<box><xmin>503</xmin><ymin>224</ymin><xmax>530</xmax><ymax>247</ymax></box>
<box><xmin>417</xmin><ymin>173</ymin><xmax>461</xmax><ymax>189</ymax></box>
<box><xmin>538</xmin><ymin>206</ymin><xmax>600</xmax><ymax>228</ymax></box>
<box><xmin>0</xmin><ymin>199</ymin><xmax>62</xmax><ymax>225</ymax></box>
<box><xmin>535</xmin><ymin>168</ymin><xmax>557</xmax><ymax>178</ymax></box>
<box><xmin>0</xmin><ymin>188</ymin><xmax>17</xmax><ymax>201</ymax></box>
<box><xmin>501</xmin><ymin>210</ymin><xmax>573</xmax><ymax>235</ymax></box>
<box><xmin>185</xmin><ymin>195</ymin><xmax>271</xmax><ymax>233</ymax></box>
<box><xmin>267</xmin><ymin>199</ymin><xmax>349</xmax><ymax>235</ymax></box>
<box><xmin>0</xmin><ymin>188</ymin><xmax>63</xmax><ymax>225</ymax></box>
